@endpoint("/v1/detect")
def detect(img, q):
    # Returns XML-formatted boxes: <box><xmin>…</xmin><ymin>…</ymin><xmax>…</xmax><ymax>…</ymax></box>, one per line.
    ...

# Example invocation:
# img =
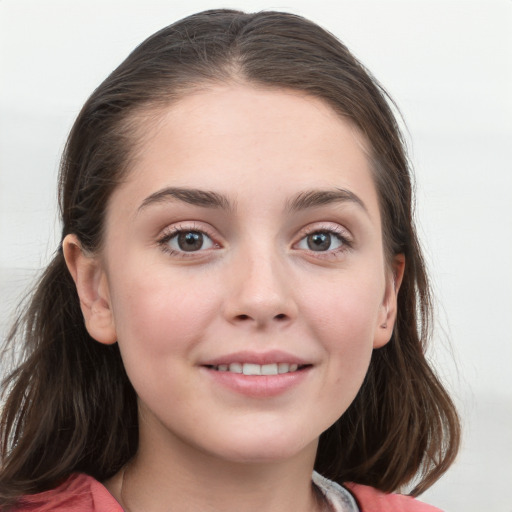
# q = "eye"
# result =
<box><xmin>163</xmin><ymin>229</ymin><xmax>215</xmax><ymax>253</ymax></box>
<box><xmin>295</xmin><ymin>229</ymin><xmax>350</xmax><ymax>253</ymax></box>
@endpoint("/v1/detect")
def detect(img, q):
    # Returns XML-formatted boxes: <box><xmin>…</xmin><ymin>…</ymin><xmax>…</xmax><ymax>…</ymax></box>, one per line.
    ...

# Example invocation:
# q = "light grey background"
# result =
<box><xmin>1</xmin><ymin>1</ymin><xmax>511</xmax><ymax>510</ymax></box>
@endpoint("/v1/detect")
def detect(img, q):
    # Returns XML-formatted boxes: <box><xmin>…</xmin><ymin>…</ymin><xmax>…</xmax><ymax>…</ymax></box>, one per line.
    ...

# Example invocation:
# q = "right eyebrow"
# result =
<box><xmin>137</xmin><ymin>187</ymin><xmax>235</xmax><ymax>214</ymax></box>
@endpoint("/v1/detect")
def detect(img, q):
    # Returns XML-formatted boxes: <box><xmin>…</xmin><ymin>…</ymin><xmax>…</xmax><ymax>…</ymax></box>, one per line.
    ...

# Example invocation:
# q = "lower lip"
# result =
<box><xmin>201</xmin><ymin>367</ymin><xmax>312</xmax><ymax>398</ymax></box>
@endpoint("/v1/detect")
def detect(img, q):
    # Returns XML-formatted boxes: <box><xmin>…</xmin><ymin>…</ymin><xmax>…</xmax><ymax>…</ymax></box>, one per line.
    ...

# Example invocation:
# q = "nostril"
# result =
<box><xmin>274</xmin><ymin>313</ymin><xmax>287</xmax><ymax>320</ymax></box>
<box><xmin>236</xmin><ymin>314</ymin><xmax>250</xmax><ymax>321</ymax></box>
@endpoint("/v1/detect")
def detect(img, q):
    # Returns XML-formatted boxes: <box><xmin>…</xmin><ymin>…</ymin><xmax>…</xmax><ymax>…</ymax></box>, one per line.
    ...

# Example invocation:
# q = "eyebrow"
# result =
<box><xmin>287</xmin><ymin>188</ymin><xmax>368</xmax><ymax>214</ymax></box>
<box><xmin>138</xmin><ymin>187</ymin><xmax>235</xmax><ymax>213</ymax></box>
<box><xmin>137</xmin><ymin>186</ymin><xmax>367</xmax><ymax>216</ymax></box>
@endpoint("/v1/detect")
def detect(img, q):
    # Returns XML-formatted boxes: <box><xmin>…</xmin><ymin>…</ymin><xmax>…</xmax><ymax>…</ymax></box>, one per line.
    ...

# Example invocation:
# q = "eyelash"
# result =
<box><xmin>293</xmin><ymin>224</ymin><xmax>353</xmax><ymax>258</ymax></box>
<box><xmin>156</xmin><ymin>223</ymin><xmax>353</xmax><ymax>259</ymax></box>
<box><xmin>157</xmin><ymin>223</ymin><xmax>219</xmax><ymax>258</ymax></box>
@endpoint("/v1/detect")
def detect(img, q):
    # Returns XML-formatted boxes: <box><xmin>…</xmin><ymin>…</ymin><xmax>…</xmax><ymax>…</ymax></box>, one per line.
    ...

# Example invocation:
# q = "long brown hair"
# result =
<box><xmin>0</xmin><ymin>9</ymin><xmax>460</xmax><ymax>506</ymax></box>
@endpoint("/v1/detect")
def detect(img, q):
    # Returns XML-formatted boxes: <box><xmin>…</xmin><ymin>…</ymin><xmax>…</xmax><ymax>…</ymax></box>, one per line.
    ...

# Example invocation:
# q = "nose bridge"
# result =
<box><xmin>224</xmin><ymin>238</ymin><xmax>296</xmax><ymax>326</ymax></box>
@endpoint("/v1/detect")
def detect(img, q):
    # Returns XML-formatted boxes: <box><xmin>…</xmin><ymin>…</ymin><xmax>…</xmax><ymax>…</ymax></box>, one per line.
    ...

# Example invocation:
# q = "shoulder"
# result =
<box><xmin>344</xmin><ymin>482</ymin><xmax>443</xmax><ymax>512</ymax></box>
<box><xmin>12</xmin><ymin>474</ymin><xmax>122</xmax><ymax>512</ymax></box>
<box><xmin>312</xmin><ymin>472</ymin><xmax>359</xmax><ymax>511</ymax></box>
<box><xmin>313</xmin><ymin>472</ymin><xmax>443</xmax><ymax>512</ymax></box>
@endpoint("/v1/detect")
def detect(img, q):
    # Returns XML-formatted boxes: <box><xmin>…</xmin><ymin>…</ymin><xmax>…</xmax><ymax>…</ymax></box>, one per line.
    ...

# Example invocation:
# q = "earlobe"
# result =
<box><xmin>373</xmin><ymin>253</ymin><xmax>405</xmax><ymax>349</ymax></box>
<box><xmin>62</xmin><ymin>234</ymin><xmax>117</xmax><ymax>345</ymax></box>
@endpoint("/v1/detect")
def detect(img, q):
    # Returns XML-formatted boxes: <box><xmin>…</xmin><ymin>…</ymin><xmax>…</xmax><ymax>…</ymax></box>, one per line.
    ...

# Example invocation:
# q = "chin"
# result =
<box><xmin>208</xmin><ymin>431</ymin><xmax>318</xmax><ymax>466</ymax></box>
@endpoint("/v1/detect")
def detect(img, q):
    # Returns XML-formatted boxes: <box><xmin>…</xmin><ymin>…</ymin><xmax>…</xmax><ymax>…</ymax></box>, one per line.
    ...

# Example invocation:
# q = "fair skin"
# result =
<box><xmin>64</xmin><ymin>84</ymin><xmax>404</xmax><ymax>512</ymax></box>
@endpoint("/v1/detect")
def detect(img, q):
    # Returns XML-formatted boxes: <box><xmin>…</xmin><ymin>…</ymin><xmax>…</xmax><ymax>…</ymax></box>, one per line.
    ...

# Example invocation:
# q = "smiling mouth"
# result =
<box><xmin>204</xmin><ymin>363</ymin><xmax>310</xmax><ymax>375</ymax></box>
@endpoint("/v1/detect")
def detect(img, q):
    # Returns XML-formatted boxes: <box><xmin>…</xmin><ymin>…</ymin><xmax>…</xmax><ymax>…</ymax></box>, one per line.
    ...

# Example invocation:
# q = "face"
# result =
<box><xmin>67</xmin><ymin>85</ymin><xmax>401</xmax><ymax>467</ymax></box>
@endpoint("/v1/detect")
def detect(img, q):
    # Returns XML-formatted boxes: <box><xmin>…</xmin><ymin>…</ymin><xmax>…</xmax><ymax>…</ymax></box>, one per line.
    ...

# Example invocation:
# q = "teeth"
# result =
<box><xmin>278</xmin><ymin>363</ymin><xmax>290</xmax><ymax>374</ymax></box>
<box><xmin>212</xmin><ymin>362</ymin><xmax>302</xmax><ymax>375</ymax></box>
<box><xmin>243</xmin><ymin>363</ymin><xmax>261</xmax><ymax>375</ymax></box>
<box><xmin>229</xmin><ymin>362</ymin><xmax>243</xmax><ymax>373</ymax></box>
<box><xmin>261</xmin><ymin>363</ymin><xmax>278</xmax><ymax>375</ymax></box>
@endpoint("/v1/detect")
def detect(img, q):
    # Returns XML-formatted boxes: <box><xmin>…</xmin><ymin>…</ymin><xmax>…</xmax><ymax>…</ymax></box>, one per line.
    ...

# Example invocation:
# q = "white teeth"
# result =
<box><xmin>229</xmin><ymin>362</ymin><xmax>243</xmax><ymax>373</ymax></box>
<box><xmin>278</xmin><ymin>363</ymin><xmax>290</xmax><ymax>374</ymax></box>
<box><xmin>243</xmin><ymin>363</ymin><xmax>261</xmax><ymax>375</ymax></box>
<box><xmin>261</xmin><ymin>363</ymin><xmax>278</xmax><ymax>375</ymax></box>
<box><xmin>213</xmin><ymin>362</ymin><xmax>302</xmax><ymax>374</ymax></box>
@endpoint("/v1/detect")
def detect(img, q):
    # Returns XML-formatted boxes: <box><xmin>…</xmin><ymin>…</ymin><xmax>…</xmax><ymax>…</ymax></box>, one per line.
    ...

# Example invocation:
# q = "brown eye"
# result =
<box><xmin>166</xmin><ymin>230</ymin><xmax>215</xmax><ymax>253</ymax></box>
<box><xmin>307</xmin><ymin>232</ymin><xmax>332</xmax><ymax>251</ymax></box>
<box><xmin>295</xmin><ymin>229</ymin><xmax>348</xmax><ymax>254</ymax></box>
<box><xmin>177</xmin><ymin>231</ymin><xmax>204</xmax><ymax>251</ymax></box>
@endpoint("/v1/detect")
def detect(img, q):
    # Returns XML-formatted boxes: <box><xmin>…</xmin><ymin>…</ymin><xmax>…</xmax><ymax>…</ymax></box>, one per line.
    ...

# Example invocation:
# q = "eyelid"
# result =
<box><xmin>292</xmin><ymin>222</ymin><xmax>354</xmax><ymax>253</ymax></box>
<box><xmin>157</xmin><ymin>222</ymin><xmax>222</xmax><ymax>257</ymax></box>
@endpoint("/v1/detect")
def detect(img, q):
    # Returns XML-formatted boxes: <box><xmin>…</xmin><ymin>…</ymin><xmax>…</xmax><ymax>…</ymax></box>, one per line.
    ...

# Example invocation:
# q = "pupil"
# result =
<box><xmin>307</xmin><ymin>232</ymin><xmax>331</xmax><ymax>251</ymax></box>
<box><xmin>178</xmin><ymin>231</ymin><xmax>203</xmax><ymax>251</ymax></box>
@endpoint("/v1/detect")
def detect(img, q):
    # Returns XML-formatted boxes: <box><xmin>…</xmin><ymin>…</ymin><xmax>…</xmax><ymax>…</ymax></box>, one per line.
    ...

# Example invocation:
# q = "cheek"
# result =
<box><xmin>109</xmin><ymin>271</ymin><xmax>219</xmax><ymax>359</ymax></box>
<box><xmin>305</xmin><ymin>272</ymin><xmax>383</xmax><ymax>341</ymax></box>
<box><xmin>109</xmin><ymin>274</ymin><xmax>220</xmax><ymax>409</ymax></box>
<box><xmin>301</xmin><ymin>271</ymin><xmax>383</xmax><ymax>384</ymax></box>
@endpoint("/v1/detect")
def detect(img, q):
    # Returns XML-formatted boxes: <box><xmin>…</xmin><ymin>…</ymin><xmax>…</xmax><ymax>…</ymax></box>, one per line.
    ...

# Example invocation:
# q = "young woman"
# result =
<box><xmin>0</xmin><ymin>9</ymin><xmax>460</xmax><ymax>512</ymax></box>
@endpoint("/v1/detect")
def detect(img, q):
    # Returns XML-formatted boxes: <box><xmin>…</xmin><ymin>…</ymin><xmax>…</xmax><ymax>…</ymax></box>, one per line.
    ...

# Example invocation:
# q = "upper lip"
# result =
<box><xmin>200</xmin><ymin>350</ymin><xmax>311</xmax><ymax>367</ymax></box>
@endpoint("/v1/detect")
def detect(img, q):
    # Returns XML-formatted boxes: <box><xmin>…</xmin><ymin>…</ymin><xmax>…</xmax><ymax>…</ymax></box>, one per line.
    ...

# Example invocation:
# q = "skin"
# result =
<box><xmin>64</xmin><ymin>84</ymin><xmax>404</xmax><ymax>512</ymax></box>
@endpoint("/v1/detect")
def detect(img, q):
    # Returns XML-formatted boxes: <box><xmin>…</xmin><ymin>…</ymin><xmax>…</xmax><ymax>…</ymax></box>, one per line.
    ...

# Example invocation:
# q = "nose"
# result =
<box><xmin>222</xmin><ymin>247</ymin><xmax>298</xmax><ymax>329</ymax></box>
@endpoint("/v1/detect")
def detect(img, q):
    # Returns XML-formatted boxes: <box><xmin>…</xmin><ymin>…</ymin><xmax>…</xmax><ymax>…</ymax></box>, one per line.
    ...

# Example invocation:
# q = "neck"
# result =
<box><xmin>106</xmin><ymin>418</ymin><xmax>323</xmax><ymax>512</ymax></box>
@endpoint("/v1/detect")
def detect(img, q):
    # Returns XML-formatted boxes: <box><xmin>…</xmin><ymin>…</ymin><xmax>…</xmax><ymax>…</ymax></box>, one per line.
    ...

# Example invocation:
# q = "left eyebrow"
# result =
<box><xmin>286</xmin><ymin>188</ymin><xmax>368</xmax><ymax>214</ymax></box>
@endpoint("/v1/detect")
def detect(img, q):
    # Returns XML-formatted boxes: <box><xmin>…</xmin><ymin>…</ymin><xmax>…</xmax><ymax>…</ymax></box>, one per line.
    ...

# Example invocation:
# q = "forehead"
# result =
<box><xmin>111</xmin><ymin>84</ymin><xmax>380</xmax><ymax>219</ymax></box>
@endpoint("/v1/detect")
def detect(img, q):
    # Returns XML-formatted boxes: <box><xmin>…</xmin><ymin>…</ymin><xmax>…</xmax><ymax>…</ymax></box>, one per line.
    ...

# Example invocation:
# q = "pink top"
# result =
<box><xmin>14</xmin><ymin>474</ymin><xmax>121</xmax><ymax>512</ymax></box>
<box><xmin>14</xmin><ymin>473</ymin><xmax>443</xmax><ymax>512</ymax></box>
<box><xmin>345</xmin><ymin>482</ymin><xmax>442</xmax><ymax>511</ymax></box>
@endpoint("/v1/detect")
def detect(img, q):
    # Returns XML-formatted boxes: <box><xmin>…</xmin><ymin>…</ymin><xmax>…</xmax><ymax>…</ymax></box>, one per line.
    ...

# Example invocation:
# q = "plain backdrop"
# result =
<box><xmin>1</xmin><ymin>1</ymin><xmax>511</xmax><ymax>510</ymax></box>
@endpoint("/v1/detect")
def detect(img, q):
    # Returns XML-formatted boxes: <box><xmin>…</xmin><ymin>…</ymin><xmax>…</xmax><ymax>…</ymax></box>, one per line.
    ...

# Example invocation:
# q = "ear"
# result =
<box><xmin>62</xmin><ymin>234</ymin><xmax>117</xmax><ymax>345</ymax></box>
<box><xmin>373</xmin><ymin>253</ymin><xmax>405</xmax><ymax>349</ymax></box>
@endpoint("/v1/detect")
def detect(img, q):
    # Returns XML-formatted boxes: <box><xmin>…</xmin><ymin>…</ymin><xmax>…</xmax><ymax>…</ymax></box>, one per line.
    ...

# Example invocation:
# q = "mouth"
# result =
<box><xmin>204</xmin><ymin>362</ymin><xmax>311</xmax><ymax>375</ymax></box>
<box><xmin>201</xmin><ymin>353</ymin><xmax>313</xmax><ymax>397</ymax></box>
